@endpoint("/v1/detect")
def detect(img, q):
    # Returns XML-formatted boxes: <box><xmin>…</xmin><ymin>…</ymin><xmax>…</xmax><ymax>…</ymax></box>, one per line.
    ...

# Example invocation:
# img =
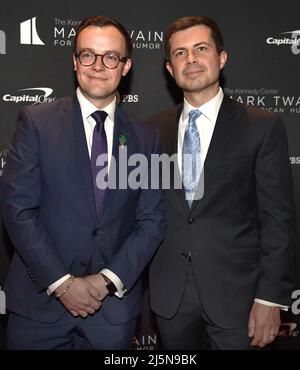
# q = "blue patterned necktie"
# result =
<box><xmin>182</xmin><ymin>109</ymin><xmax>201</xmax><ymax>207</ymax></box>
<box><xmin>90</xmin><ymin>110</ymin><xmax>108</xmax><ymax>214</ymax></box>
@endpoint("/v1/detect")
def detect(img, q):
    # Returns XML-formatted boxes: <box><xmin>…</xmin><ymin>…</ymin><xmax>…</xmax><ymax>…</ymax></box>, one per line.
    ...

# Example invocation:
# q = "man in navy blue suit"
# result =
<box><xmin>1</xmin><ymin>15</ymin><xmax>165</xmax><ymax>349</ymax></box>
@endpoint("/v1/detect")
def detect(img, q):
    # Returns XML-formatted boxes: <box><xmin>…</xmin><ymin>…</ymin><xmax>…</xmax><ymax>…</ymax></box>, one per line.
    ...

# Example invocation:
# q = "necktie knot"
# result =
<box><xmin>91</xmin><ymin>110</ymin><xmax>108</xmax><ymax>133</ymax></box>
<box><xmin>188</xmin><ymin>109</ymin><xmax>201</xmax><ymax>123</ymax></box>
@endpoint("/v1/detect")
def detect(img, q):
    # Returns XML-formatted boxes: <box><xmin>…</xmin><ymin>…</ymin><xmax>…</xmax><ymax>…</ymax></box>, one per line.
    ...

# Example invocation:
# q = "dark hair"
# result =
<box><xmin>165</xmin><ymin>16</ymin><xmax>224</xmax><ymax>61</ymax></box>
<box><xmin>74</xmin><ymin>15</ymin><xmax>132</xmax><ymax>57</ymax></box>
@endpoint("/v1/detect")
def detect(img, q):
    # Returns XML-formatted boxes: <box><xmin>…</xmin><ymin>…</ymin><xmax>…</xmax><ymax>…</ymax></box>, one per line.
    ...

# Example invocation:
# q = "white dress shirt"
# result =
<box><xmin>178</xmin><ymin>87</ymin><xmax>288</xmax><ymax>311</ymax></box>
<box><xmin>48</xmin><ymin>88</ymin><xmax>125</xmax><ymax>298</ymax></box>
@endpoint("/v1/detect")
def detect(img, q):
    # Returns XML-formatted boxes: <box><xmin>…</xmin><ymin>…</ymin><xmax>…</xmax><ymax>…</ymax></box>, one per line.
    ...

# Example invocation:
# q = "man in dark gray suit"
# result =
<box><xmin>149</xmin><ymin>16</ymin><xmax>295</xmax><ymax>350</ymax></box>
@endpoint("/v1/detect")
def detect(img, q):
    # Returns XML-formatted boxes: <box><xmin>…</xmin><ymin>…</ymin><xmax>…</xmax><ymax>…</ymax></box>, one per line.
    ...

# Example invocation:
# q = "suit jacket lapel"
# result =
<box><xmin>191</xmin><ymin>95</ymin><xmax>237</xmax><ymax>211</ymax></box>
<box><xmin>95</xmin><ymin>106</ymin><xmax>133</xmax><ymax>221</ymax></box>
<box><xmin>160</xmin><ymin>104</ymin><xmax>191</xmax><ymax>214</ymax></box>
<box><xmin>60</xmin><ymin>96</ymin><xmax>97</xmax><ymax>219</ymax></box>
<box><xmin>203</xmin><ymin>95</ymin><xmax>237</xmax><ymax>183</ymax></box>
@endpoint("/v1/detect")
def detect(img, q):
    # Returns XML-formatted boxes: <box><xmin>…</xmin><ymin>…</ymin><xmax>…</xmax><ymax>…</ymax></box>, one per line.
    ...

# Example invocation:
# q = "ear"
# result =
<box><xmin>219</xmin><ymin>50</ymin><xmax>227</xmax><ymax>70</ymax></box>
<box><xmin>73</xmin><ymin>53</ymin><xmax>77</xmax><ymax>71</ymax></box>
<box><xmin>166</xmin><ymin>62</ymin><xmax>174</xmax><ymax>78</ymax></box>
<box><xmin>122</xmin><ymin>58</ymin><xmax>132</xmax><ymax>76</ymax></box>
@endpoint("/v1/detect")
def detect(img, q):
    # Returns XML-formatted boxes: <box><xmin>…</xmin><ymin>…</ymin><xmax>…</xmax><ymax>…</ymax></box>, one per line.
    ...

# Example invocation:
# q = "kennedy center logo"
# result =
<box><xmin>20</xmin><ymin>17</ymin><xmax>45</xmax><ymax>45</ymax></box>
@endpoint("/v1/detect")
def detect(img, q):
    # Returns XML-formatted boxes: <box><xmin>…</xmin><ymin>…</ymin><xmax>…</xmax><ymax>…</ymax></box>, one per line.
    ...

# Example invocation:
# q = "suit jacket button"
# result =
<box><xmin>188</xmin><ymin>217</ymin><xmax>194</xmax><ymax>224</ymax></box>
<box><xmin>93</xmin><ymin>228</ymin><xmax>100</xmax><ymax>236</ymax></box>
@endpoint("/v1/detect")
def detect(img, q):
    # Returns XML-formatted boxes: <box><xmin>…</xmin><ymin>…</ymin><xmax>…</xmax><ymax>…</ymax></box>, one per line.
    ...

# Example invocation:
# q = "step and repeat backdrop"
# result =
<box><xmin>0</xmin><ymin>0</ymin><xmax>300</xmax><ymax>350</ymax></box>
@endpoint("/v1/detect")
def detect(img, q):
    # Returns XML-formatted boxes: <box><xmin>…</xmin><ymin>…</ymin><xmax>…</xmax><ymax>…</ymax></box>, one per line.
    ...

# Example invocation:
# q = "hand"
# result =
<box><xmin>83</xmin><ymin>274</ymin><xmax>109</xmax><ymax>301</ymax></box>
<box><xmin>248</xmin><ymin>302</ymin><xmax>281</xmax><ymax>348</ymax></box>
<box><xmin>56</xmin><ymin>277</ymin><xmax>102</xmax><ymax>318</ymax></box>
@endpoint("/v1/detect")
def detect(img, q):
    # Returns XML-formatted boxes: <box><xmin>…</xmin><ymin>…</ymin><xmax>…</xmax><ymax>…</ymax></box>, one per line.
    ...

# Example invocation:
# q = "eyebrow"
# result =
<box><xmin>77</xmin><ymin>47</ymin><xmax>123</xmax><ymax>55</ymax></box>
<box><xmin>193</xmin><ymin>42</ymin><xmax>210</xmax><ymax>47</ymax></box>
<box><xmin>172</xmin><ymin>41</ymin><xmax>211</xmax><ymax>54</ymax></box>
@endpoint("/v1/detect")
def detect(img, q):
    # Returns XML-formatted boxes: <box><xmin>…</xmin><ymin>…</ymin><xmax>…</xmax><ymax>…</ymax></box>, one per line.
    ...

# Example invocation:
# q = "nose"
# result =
<box><xmin>93</xmin><ymin>55</ymin><xmax>105</xmax><ymax>70</ymax></box>
<box><xmin>186</xmin><ymin>50</ymin><xmax>197</xmax><ymax>64</ymax></box>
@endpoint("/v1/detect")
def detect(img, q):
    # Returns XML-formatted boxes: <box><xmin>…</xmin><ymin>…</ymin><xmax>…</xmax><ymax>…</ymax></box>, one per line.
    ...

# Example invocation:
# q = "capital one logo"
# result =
<box><xmin>20</xmin><ymin>17</ymin><xmax>45</xmax><ymax>45</ymax></box>
<box><xmin>3</xmin><ymin>87</ymin><xmax>55</xmax><ymax>104</ymax></box>
<box><xmin>266</xmin><ymin>30</ymin><xmax>300</xmax><ymax>55</ymax></box>
<box><xmin>0</xmin><ymin>29</ymin><xmax>6</xmax><ymax>54</ymax></box>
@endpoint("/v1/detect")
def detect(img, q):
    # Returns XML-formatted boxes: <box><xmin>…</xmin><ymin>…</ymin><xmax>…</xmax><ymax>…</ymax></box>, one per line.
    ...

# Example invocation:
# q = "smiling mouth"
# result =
<box><xmin>88</xmin><ymin>76</ymin><xmax>108</xmax><ymax>83</ymax></box>
<box><xmin>89</xmin><ymin>75</ymin><xmax>106</xmax><ymax>79</ymax></box>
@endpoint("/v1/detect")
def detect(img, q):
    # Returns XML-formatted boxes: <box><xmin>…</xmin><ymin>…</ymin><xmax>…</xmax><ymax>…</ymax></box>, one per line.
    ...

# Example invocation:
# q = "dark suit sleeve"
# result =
<box><xmin>1</xmin><ymin>108</ymin><xmax>67</xmax><ymax>291</ymax></box>
<box><xmin>105</xmin><ymin>129</ymin><xmax>165</xmax><ymax>291</ymax></box>
<box><xmin>255</xmin><ymin>115</ymin><xmax>295</xmax><ymax>305</ymax></box>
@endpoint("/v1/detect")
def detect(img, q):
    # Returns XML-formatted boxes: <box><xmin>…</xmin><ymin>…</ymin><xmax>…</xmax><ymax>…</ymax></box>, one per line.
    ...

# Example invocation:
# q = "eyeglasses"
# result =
<box><xmin>75</xmin><ymin>49</ymin><xmax>128</xmax><ymax>69</ymax></box>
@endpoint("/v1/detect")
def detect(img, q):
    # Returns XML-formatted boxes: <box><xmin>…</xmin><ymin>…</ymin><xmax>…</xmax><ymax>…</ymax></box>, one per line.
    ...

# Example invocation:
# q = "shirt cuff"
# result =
<box><xmin>100</xmin><ymin>268</ymin><xmax>126</xmax><ymax>298</ymax></box>
<box><xmin>47</xmin><ymin>274</ymin><xmax>71</xmax><ymax>295</ymax></box>
<box><xmin>254</xmin><ymin>298</ymin><xmax>289</xmax><ymax>311</ymax></box>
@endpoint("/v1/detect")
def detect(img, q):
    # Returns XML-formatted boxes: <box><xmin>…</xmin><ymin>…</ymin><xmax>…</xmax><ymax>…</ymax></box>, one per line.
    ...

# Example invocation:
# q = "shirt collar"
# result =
<box><xmin>182</xmin><ymin>87</ymin><xmax>224</xmax><ymax>124</ymax></box>
<box><xmin>76</xmin><ymin>87</ymin><xmax>116</xmax><ymax>121</ymax></box>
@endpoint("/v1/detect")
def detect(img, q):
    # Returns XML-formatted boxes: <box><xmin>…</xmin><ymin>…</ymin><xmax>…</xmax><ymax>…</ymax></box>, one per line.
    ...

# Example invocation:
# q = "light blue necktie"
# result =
<box><xmin>182</xmin><ymin>109</ymin><xmax>201</xmax><ymax>207</ymax></box>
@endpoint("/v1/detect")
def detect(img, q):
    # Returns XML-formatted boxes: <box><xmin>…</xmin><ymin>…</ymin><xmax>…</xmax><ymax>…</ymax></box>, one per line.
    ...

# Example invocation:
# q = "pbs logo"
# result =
<box><xmin>122</xmin><ymin>94</ymin><xmax>139</xmax><ymax>103</ymax></box>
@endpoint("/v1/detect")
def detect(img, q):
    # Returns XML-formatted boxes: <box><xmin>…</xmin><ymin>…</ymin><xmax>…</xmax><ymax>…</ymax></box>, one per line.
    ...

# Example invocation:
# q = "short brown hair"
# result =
<box><xmin>74</xmin><ymin>15</ymin><xmax>132</xmax><ymax>57</ymax></box>
<box><xmin>165</xmin><ymin>16</ymin><xmax>224</xmax><ymax>61</ymax></box>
